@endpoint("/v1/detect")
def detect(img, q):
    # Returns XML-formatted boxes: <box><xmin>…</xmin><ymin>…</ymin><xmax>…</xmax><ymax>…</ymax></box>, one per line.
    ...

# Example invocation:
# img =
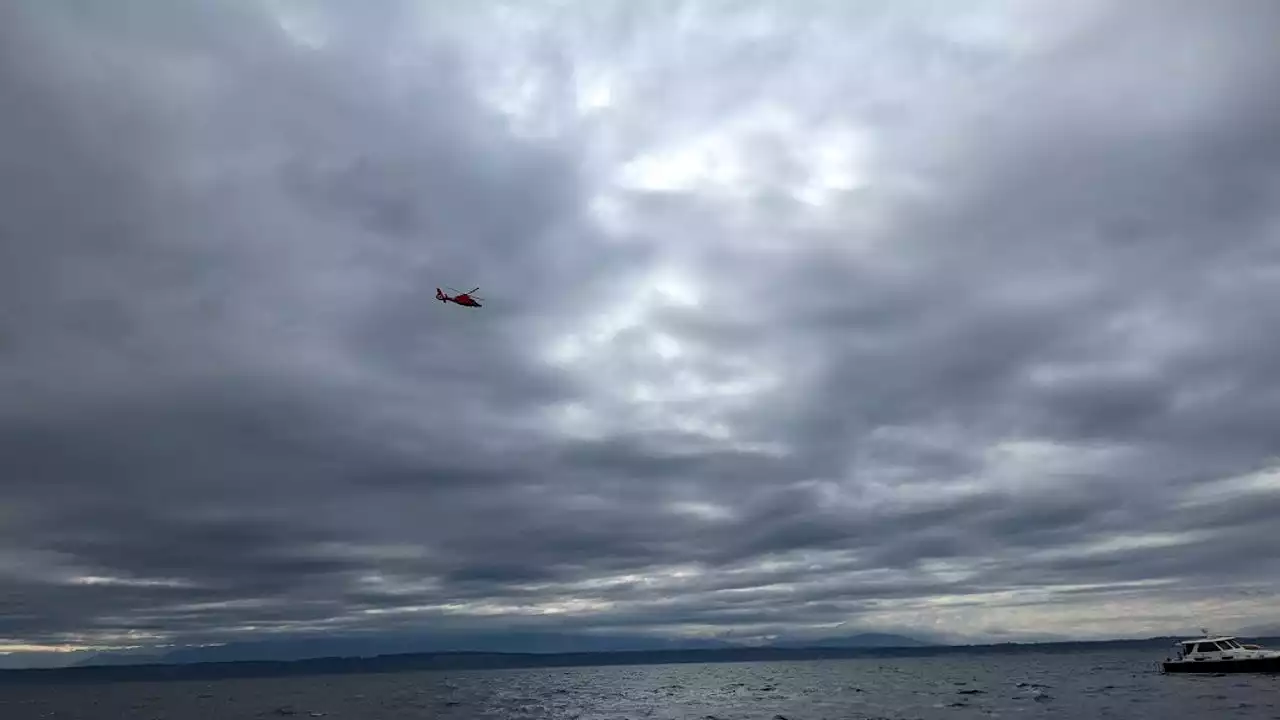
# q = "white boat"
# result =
<box><xmin>1161</xmin><ymin>632</ymin><xmax>1280</xmax><ymax>674</ymax></box>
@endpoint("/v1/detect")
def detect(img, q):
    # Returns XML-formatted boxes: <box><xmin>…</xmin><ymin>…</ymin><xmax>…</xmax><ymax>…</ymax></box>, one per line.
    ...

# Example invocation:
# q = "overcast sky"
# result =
<box><xmin>4</xmin><ymin>0</ymin><xmax>1280</xmax><ymax>662</ymax></box>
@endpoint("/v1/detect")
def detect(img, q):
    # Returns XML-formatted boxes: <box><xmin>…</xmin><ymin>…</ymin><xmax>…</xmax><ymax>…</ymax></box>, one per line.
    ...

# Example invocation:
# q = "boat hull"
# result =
<box><xmin>1163</xmin><ymin>656</ymin><xmax>1280</xmax><ymax>674</ymax></box>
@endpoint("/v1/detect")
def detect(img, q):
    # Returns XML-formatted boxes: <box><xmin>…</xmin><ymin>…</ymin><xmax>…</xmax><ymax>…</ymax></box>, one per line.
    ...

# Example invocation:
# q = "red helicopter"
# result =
<box><xmin>436</xmin><ymin>286</ymin><xmax>484</xmax><ymax>308</ymax></box>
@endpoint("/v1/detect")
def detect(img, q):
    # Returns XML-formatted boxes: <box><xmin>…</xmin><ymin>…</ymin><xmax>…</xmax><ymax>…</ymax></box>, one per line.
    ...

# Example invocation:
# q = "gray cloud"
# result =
<box><xmin>4</xmin><ymin>0</ymin><xmax>1280</xmax><ymax>663</ymax></box>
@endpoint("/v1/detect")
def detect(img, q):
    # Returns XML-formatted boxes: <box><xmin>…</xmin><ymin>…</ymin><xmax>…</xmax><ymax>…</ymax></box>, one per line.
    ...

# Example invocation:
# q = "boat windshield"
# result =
<box><xmin>1184</xmin><ymin>640</ymin><xmax>1241</xmax><ymax>653</ymax></box>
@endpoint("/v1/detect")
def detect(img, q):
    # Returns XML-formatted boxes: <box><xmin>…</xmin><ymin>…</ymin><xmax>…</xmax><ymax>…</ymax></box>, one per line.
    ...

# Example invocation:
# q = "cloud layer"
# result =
<box><xmin>4</xmin><ymin>0</ymin><xmax>1280</xmax><ymax>660</ymax></box>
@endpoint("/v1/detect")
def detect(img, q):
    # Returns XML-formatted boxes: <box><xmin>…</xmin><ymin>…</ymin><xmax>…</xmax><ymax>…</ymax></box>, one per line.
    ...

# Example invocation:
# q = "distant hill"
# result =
<box><xmin>149</xmin><ymin>631</ymin><xmax>932</xmax><ymax>666</ymax></box>
<box><xmin>11</xmin><ymin>633</ymin><xmax>1275</xmax><ymax>685</ymax></box>
<box><xmin>71</xmin><ymin>652</ymin><xmax>166</xmax><ymax>667</ymax></box>
<box><xmin>156</xmin><ymin>630</ymin><xmax>737</xmax><ymax>665</ymax></box>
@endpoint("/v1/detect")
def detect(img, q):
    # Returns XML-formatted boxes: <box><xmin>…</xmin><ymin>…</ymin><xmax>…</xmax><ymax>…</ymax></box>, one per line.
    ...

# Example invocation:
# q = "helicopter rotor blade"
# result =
<box><xmin>467</xmin><ymin>287</ymin><xmax>480</xmax><ymax>294</ymax></box>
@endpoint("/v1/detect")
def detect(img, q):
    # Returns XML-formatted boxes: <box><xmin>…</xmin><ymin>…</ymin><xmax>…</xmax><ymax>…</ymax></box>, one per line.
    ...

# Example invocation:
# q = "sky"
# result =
<box><xmin>4</xmin><ymin>0</ymin><xmax>1280</xmax><ymax>666</ymax></box>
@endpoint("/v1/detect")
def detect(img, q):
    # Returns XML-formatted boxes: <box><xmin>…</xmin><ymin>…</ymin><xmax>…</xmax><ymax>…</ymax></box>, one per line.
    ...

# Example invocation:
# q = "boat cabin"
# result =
<box><xmin>1174</xmin><ymin>636</ymin><xmax>1251</xmax><ymax>660</ymax></box>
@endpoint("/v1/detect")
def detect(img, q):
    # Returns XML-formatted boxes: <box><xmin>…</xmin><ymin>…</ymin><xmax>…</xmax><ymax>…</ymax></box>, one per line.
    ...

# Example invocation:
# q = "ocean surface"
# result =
<box><xmin>2</xmin><ymin>648</ymin><xmax>1277</xmax><ymax>719</ymax></box>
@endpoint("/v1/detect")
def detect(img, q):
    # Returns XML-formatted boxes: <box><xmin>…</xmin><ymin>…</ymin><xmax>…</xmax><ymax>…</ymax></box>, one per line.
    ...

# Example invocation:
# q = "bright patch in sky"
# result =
<box><xmin>574</xmin><ymin>69</ymin><xmax>615</xmax><ymax>113</ymax></box>
<box><xmin>270</xmin><ymin>0</ymin><xmax>330</xmax><ymax>49</ymax></box>
<box><xmin>667</xmin><ymin>500</ymin><xmax>736</xmax><ymax>522</ymax></box>
<box><xmin>792</xmin><ymin>126</ymin><xmax>873</xmax><ymax>205</ymax></box>
<box><xmin>71</xmin><ymin>576</ymin><xmax>195</xmax><ymax>589</ymax></box>
<box><xmin>1032</xmin><ymin>532</ymin><xmax>1214</xmax><ymax>564</ymax></box>
<box><xmin>1180</xmin><ymin>466</ymin><xmax>1280</xmax><ymax>506</ymax></box>
<box><xmin>617</xmin><ymin>133</ymin><xmax>748</xmax><ymax>194</ymax></box>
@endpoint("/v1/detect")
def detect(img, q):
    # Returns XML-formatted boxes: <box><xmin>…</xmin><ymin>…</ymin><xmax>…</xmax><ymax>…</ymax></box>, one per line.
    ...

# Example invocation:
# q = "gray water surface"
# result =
<box><xmin>2</xmin><ymin>649</ymin><xmax>1276</xmax><ymax>719</ymax></box>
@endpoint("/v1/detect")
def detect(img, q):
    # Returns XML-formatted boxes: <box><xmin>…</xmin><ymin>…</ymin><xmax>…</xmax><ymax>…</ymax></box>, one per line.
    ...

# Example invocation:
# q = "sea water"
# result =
<box><xmin>1</xmin><ymin>648</ymin><xmax>1276</xmax><ymax>719</ymax></box>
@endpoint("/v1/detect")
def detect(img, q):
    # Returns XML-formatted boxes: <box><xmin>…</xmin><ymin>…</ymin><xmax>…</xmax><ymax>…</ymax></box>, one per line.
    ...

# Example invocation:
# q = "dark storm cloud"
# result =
<box><xmin>4</xmin><ymin>0</ymin><xmax>1280</xmax><ymax>662</ymax></box>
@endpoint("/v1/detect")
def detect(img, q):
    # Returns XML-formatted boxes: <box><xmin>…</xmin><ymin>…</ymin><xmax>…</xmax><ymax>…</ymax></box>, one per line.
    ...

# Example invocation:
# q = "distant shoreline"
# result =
<box><xmin>6</xmin><ymin>635</ymin><xmax>1275</xmax><ymax>684</ymax></box>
